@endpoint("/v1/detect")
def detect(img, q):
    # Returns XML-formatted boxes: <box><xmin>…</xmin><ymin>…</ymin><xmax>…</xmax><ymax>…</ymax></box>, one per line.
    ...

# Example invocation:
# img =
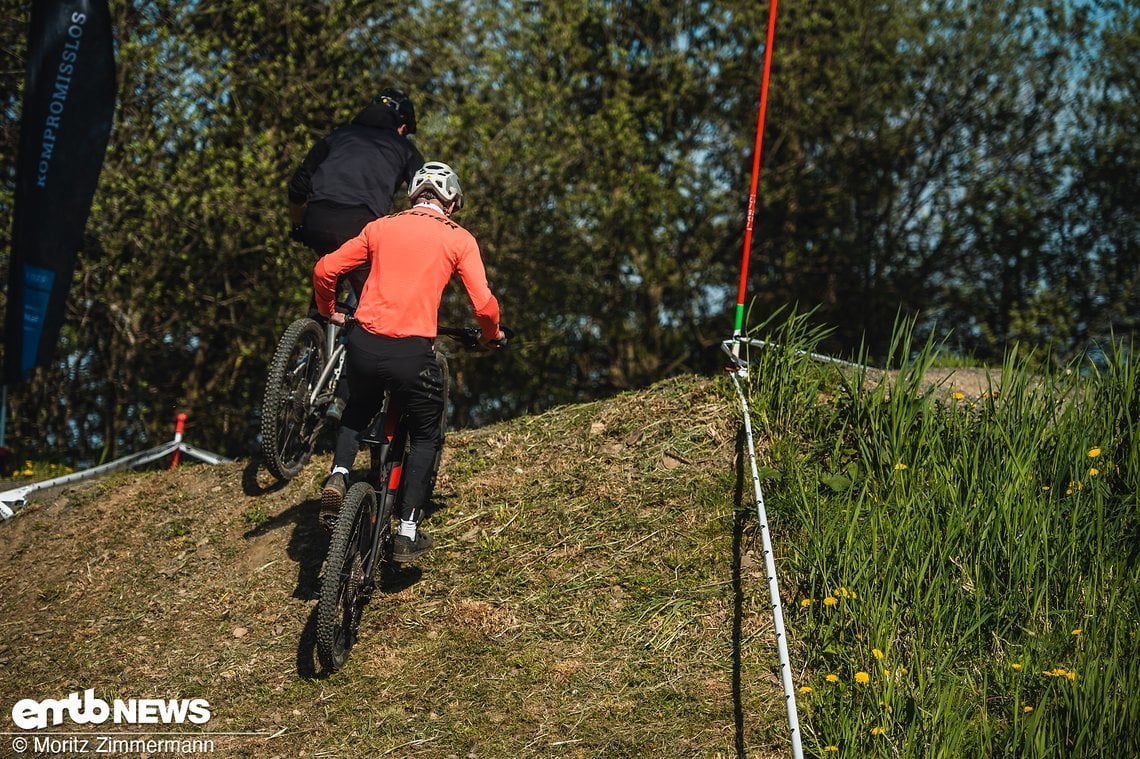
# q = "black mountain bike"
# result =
<box><xmin>260</xmin><ymin>315</ymin><xmax>348</xmax><ymax>480</ymax></box>
<box><xmin>315</xmin><ymin>325</ymin><xmax>511</xmax><ymax>673</ymax></box>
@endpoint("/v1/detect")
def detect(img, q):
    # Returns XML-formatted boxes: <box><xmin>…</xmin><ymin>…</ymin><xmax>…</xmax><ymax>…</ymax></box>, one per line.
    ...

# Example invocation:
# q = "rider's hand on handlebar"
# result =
<box><xmin>480</xmin><ymin>328</ymin><xmax>507</xmax><ymax>349</ymax></box>
<box><xmin>328</xmin><ymin>311</ymin><xmax>348</xmax><ymax>327</ymax></box>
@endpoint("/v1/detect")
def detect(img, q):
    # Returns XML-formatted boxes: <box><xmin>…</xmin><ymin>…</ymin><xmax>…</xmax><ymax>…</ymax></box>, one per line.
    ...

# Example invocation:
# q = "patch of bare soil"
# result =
<box><xmin>870</xmin><ymin>366</ymin><xmax>1001</xmax><ymax>399</ymax></box>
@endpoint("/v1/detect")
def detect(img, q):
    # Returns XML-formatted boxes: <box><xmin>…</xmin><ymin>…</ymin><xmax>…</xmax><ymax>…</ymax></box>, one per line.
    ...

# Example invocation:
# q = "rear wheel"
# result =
<box><xmin>260</xmin><ymin>318</ymin><xmax>327</xmax><ymax>480</ymax></box>
<box><xmin>317</xmin><ymin>482</ymin><xmax>375</xmax><ymax>673</ymax></box>
<box><xmin>429</xmin><ymin>352</ymin><xmax>450</xmax><ymax>494</ymax></box>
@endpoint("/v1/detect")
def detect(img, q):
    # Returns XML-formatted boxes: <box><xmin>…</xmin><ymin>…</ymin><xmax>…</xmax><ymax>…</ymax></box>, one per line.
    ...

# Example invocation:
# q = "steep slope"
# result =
<box><xmin>0</xmin><ymin>375</ymin><xmax>789</xmax><ymax>757</ymax></box>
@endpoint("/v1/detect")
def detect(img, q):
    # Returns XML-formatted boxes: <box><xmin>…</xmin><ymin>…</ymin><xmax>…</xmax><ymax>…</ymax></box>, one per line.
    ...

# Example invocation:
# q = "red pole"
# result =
<box><xmin>732</xmin><ymin>0</ymin><xmax>780</xmax><ymax>350</ymax></box>
<box><xmin>170</xmin><ymin>413</ymin><xmax>186</xmax><ymax>469</ymax></box>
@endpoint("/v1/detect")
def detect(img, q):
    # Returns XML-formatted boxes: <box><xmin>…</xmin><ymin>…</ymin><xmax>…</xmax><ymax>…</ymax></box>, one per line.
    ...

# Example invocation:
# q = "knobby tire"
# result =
<box><xmin>316</xmin><ymin>482</ymin><xmax>374</xmax><ymax>673</ymax></box>
<box><xmin>260</xmin><ymin>318</ymin><xmax>328</xmax><ymax>480</ymax></box>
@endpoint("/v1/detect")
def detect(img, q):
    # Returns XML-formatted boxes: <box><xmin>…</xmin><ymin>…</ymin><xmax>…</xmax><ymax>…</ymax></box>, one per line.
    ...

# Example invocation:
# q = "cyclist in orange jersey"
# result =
<box><xmin>312</xmin><ymin>161</ymin><xmax>503</xmax><ymax>562</ymax></box>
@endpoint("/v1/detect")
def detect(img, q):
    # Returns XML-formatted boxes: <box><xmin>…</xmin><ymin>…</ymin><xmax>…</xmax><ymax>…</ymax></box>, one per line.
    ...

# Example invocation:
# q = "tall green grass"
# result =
<box><xmin>742</xmin><ymin>315</ymin><xmax>1139</xmax><ymax>758</ymax></box>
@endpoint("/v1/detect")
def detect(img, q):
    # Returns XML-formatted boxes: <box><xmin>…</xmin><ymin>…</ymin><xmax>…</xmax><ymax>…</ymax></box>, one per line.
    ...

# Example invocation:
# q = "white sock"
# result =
<box><xmin>331</xmin><ymin>466</ymin><xmax>349</xmax><ymax>477</ymax></box>
<box><xmin>398</xmin><ymin>520</ymin><xmax>417</xmax><ymax>539</ymax></box>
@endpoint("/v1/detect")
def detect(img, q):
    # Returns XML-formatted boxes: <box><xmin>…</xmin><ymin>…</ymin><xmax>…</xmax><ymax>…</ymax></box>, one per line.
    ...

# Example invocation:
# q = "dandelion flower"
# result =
<box><xmin>826</xmin><ymin>674</ymin><xmax>839</xmax><ymax>683</ymax></box>
<box><xmin>799</xmin><ymin>686</ymin><xmax>813</xmax><ymax>695</ymax></box>
<box><xmin>855</xmin><ymin>671</ymin><xmax>871</xmax><ymax>685</ymax></box>
<box><xmin>952</xmin><ymin>391</ymin><xmax>965</xmax><ymax>400</ymax></box>
<box><xmin>1072</xmin><ymin>629</ymin><xmax>1082</xmax><ymax>636</ymax></box>
<box><xmin>824</xmin><ymin>596</ymin><xmax>838</xmax><ymax>607</ymax></box>
<box><xmin>1088</xmin><ymin>468</ymin><xmax>1099</xmax><ymax>477</ymax></box>
<box><xmin>1087</xmin><ymin>447</ymin><xmax>1101</xmax><ymax>458</ymax></box>
<box><xmin>871</xmin><ymin>726</ymin><xmax>885</xmax><ymax>736</ymax></box>
<box><xmin>837</xmin><ymin>586</ymin><xmax>850</xmax><ymax>598</ymax></box>
<box><xmin>894</xmin><ymin>462</ymin><xmax>908</xmax><ymax>471</ymax></box>
<box><xmin>824</xmin><ymin>747</ymin><xmax>838</xmax><ymax>753</ymax></box>
<box><xmin>1023</xmin><ymin>705</ymin><xmax>1034</xmax><ymax>713</ymax></box>
<box><xmin>1041</xmin><ymin>485</ymin><xmax>1050</xmax><ymax>492</ymax></box>
<box><xmin>1011</xmin><ymin>663</ymin><xmax>1023</xmax><ymax>671</ymax></box>
<box><xmin>1067</xmin><ymin>671</ymin><xmax>1077</xmax><ymax>681</ymax></box>
<box><xmin>800</xmin><ymin>599</ymin><xmax>812</xmax><ymax>608</ymax></box>
<box><xmin>872</xmin><ymin>648</ymin><xmax>885</xmax><ymax>660</ymax></box>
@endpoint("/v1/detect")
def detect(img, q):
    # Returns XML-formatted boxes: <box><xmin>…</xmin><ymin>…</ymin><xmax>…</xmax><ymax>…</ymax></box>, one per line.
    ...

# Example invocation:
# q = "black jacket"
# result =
<box><xmin>288</xmin><ymin>104</ymin><xmax>425</xmax><ymax>219</ymax></box>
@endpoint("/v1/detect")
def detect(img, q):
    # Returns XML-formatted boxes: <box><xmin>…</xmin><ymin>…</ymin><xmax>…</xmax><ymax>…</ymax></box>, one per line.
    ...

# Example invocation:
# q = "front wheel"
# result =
<box><xmin>316</xmin><ymin>482</ymin><xmax>375</xmax><ymax>673</ymax></box>
<box><xmin>260</xmin><ymin>318</ymin><xmax>328</xmax><ymax>480</ymax></box>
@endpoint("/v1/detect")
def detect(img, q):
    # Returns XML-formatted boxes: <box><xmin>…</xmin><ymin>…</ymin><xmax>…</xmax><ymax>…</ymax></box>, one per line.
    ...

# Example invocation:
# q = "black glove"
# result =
<box><xmin>289</xmin><ymin>223</ymin><xmax>305</xmax><ymax>243</ymax></box>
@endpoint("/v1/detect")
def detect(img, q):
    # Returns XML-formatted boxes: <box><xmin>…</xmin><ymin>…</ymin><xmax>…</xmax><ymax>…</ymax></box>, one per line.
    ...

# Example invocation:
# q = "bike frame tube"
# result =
<box><xmin>309</xmin><ymin>344</ymin><xmax>345</xmax><ymax>408</ymax></box>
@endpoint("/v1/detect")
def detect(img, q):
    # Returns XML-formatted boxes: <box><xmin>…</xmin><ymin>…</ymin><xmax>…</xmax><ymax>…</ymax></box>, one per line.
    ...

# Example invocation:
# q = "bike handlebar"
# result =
<box><xmin>324</xmin><ymin>314</ymin><xmax>512</xmax><ymax>352</ymax></box>
<box><xmin>437</xmin><ymin>325</ymin><xmax>514</xmax><ymax>352</ymax></box>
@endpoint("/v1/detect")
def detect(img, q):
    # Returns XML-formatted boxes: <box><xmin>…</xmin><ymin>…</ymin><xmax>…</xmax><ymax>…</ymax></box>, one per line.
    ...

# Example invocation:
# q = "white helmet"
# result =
<box><xmin>408</xmin><ymin>161</ymin><xmax>463</xmax><ymax>210</ymax></box>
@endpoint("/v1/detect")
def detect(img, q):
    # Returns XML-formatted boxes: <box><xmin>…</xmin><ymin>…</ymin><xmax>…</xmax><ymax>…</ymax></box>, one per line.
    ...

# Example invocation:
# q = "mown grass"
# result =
<box><xmin>0</xmin><ymin>374</ymin><xmax>789</xmax><ymax>757</ymax></box>
<box><xmin>739</xmin><ymin>313</ymin><xmax>1139</xmax><ymax>757</ymax></box>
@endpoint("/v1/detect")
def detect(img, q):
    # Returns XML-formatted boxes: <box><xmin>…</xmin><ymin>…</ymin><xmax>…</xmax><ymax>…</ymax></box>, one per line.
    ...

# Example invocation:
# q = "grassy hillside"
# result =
<box><xmin>2</xmin><ymin>317</ymin><xmax>1137</xmax><ymax>758</ymax></box>
<box><xmin>1</xmin><ymin>374</ymin><xmax>788</xmax><ymax>757</ymax></box>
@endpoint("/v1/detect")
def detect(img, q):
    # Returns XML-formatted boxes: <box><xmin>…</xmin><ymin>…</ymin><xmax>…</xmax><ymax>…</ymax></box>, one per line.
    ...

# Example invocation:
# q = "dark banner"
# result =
<box><xmin>4</xmin><ymin>0</ymin><xmax>115</xmax><ymax>384</ymax></box>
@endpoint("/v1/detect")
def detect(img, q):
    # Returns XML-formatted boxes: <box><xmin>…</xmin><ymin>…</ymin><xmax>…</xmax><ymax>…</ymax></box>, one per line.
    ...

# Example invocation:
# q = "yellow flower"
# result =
<box><xmin>1011</xmin><ymin>663</ymin><xmax>1023</xmax><ymax>671</ymax></box>
<box><xmin>1041</xmin><ymin>485</ymin><xmax>1050</xmax><ymax>492</ymax></box>
<box><xmin>1087</xmin><ymin>447</ymin><xmax>1101</xmax><ymax>458</ymax></box>
<box><xmin>898</xmin><ymin>667</ymin><xmax>908</xmax><ymax>676</ymax></box>
<box><xmin>894</xmin><ymin>462</ymin><xmax>908</xmax><ymax>471</ymax></box>
<box><xmin>1072</xmin><ymin>629</ymin><xmax>1082</xmax><ymax>636</ymax></box>
<box><xmin>855</xmin><ymin>671</ymin><xmax>871</xmax><ymax>685</ymax></box>
<box><xmin>826</xmin><ymin>673</ymin><xmax>839</xmax><ymax>683</ymax></box>
<box><xmin>1088</xmin><ymin>468</ymin><xmax>1099</xmax><ymax>476</ymax></box>
<box><xmin>824</xmin><ymin>747</ymin><xmax>838</xmax><ymax>753</ymax></box>
<box><xmin>1023</xmin><ymin>705</ymin><xmax>1034</xmax><ymax>713</ymax></box>
<box><xmin>800</xmin><ymin>599</ymin><xmax>812</xmax><ymax>608</ymax></box>
<box><xmin>871</xmin><ymin>726</ymin><xmax>885</xmax><ymax>736</ymax></box>
<box><xmin>872</xmin><ymin>648</ymin><xmax>885</xmax><ymax>660</ymax></box>
<box><xmin>799</xmin><ymin>686</ymin><xmax>813</xmax><ymax>694</ymax></box>
<box><xmin>837</xmin><ymin>586</ymin><xmax>850</xmax><ymax>598</ymax></box>
<box><xmin>1067</xmin><ymin>671</ymin><xmax>1077</xmax><ymax>681</ymax></box>
<box><xmin>952</xmin><ymin>391</ymin><xmax>965</xmax><ymax>400</ymax></box>
<box><xmin>823</xmin><ymin>596</ymin><xmax>838</xmax><ymax>607</ymax></box>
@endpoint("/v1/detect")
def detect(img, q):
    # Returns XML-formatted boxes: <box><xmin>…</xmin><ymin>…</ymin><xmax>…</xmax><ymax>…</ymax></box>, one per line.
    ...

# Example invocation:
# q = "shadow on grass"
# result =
<box><xmin>240</xmin><ymin>458</ymin><xmax>289</xmax><ymax>497</ymax></box>
<box><xmin>732</xmin><ymin>425</ymin><xmax>748</xmax><ymax>758</ymax></box>
<box><xmin>243</xmin><ymin>495</ymin><xmax>329</xmax><ymax>601</ymax></box>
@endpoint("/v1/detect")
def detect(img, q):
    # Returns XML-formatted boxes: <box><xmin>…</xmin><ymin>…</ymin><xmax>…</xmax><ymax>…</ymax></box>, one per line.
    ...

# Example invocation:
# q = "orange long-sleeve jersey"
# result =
<box><xmin>313</xmin><ymin>206</ymin><xmax>500</xmax><ymax>339</ymax></box>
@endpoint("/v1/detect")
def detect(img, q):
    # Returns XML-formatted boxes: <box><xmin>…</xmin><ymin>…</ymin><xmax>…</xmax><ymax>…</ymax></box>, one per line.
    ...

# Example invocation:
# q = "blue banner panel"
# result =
<box><xmin>4</xmin><ymin>0</ymin><xmax>116</xmax><ymax>383</ymax></box>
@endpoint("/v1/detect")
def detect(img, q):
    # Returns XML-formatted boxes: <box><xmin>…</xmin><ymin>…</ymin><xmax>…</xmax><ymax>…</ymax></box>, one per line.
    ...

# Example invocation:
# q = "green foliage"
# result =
<box><xmin>0</xmin><ymin>0</ymin><xmax>1135</xmax><ymax>465</ymax></box>
<box><xmin>747</xmin><ymin>317</ymin><xmax>1140</xmax><ymax>757</ymax></box>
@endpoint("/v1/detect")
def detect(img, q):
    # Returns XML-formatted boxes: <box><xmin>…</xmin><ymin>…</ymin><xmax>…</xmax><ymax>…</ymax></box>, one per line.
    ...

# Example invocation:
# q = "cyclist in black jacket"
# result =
<box><xmin>287</xmin><ymin>87</ymin><xmax>425</xmax><ymax>418</ymax></box>
<box><xmin>288</xmin><ymin>88</ymin><xmax>424</xmax><ymax>296</ymax></box>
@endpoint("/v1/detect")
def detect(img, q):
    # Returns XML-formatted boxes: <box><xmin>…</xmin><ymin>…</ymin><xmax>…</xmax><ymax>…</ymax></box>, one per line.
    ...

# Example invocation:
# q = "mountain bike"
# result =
<box><xmin>315</xmin><ymin>325</ymin><xmax>511</xmax><ymax>673</ymax></box>
<box><xmin>259</xmin><ymin>314</ymin><xmax>348</xmax><ymax>480</ymax></box>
